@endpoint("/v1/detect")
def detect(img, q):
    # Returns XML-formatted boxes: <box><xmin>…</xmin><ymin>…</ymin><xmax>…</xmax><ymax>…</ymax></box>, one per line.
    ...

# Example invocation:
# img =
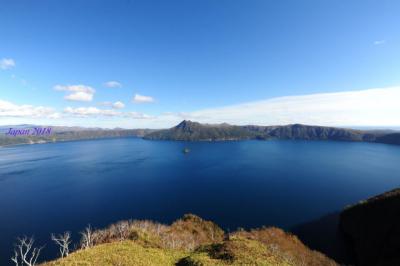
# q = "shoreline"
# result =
<box><xmin>2</xmin><ymin>135</ymin><xmax>400</xmax><ymax>149</ymax></box>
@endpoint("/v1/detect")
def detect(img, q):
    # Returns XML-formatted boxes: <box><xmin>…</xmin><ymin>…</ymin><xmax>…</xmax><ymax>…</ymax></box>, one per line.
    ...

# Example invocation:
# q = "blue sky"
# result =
<box><xmin>1</xmin><ymin>0</ymin><xmax>400</xmax><ymax>128</ymax></box>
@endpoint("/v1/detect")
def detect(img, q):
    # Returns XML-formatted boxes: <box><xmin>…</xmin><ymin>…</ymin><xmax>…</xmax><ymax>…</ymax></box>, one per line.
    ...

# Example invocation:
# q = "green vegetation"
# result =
<box><xmin>144</xmin><ymin>120</ymin><xmax>400</xmax><ymax>146</ymax></box>
<box><xmin>42</xmin><ymin>214</ymin><xmax>337</xmax><ymax>266</ymax></box>
<box><xmin>2</xmin><ymin>121</ymin><xmax>399</xmax><ymax>147</ymax></box>
<box><xmin>145</xmin><ymin>121</ymin><xmax>260</xmax><ymax>141</ymax></box>
<box><xmin>44</xmin><ymin>241</ymin><xmax>186</xmax><ymax>266</ymax></box>
<box><xmin>0</xmin><ymin>126</ymin><xmax>155</xmax><ymax>146</ymax></box>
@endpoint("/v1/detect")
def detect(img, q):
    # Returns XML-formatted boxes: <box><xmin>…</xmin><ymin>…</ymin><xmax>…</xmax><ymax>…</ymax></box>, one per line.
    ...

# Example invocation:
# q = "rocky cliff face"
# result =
<box><xmin>340</xmin><ymin>188</ymin><xmax>400</xmax><ymax>266</ymax></box>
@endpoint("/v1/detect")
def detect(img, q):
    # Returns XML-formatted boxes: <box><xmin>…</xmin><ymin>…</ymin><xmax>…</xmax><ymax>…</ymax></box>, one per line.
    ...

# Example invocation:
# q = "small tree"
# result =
<box><xmin>51</xmin><ymin>232</ymin><xmax>72</xmax><ymax>258</ymax></box>
<box><xmin>116</xmin><ymin>221</ymin><xmax>129</xmax><ymax>241</ymax></box>
<box><xmin>80</xmin><ymin>225</ymin><xmax>95</xmax><ymax>249</ymax></box>
<box><xmin>11</xmin><ymin>236</ymin><xmax>43</xmax><ymax>266</ymax></box>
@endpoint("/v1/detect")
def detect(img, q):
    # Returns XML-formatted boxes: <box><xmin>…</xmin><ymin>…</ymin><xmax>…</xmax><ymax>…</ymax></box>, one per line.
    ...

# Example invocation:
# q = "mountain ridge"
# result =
<box><xmin>144</xmin><ymin>120</ymin><xmax>400</xmax><ymax>145</ymax></box>
<box><xmin>0</xmin><ymin>126</ymin><xmax>156</xmax><ymax>147</ymax></box>
<box><xmin>1</xmin><ymin>121</ymin><xmax>400</xmax><ymax>147</ymax></box>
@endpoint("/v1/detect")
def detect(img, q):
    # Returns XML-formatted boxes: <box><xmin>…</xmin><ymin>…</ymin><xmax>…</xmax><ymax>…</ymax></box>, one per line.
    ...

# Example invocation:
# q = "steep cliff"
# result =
<box><xmin>340</xmin><ymin>188</ymin><xmax>400</xmax><ymax>266</ymax></box>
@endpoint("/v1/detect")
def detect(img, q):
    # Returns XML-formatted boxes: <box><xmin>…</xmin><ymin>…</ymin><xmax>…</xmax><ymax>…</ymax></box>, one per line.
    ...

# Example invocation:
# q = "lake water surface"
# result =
<box><xmin>0</xmin><ymin>138</ymin><xmax>399</xmax><ymax>264</ymax></box>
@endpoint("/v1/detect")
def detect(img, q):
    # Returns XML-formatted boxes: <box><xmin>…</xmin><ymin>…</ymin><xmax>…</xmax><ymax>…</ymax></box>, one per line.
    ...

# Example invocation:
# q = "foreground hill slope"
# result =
<box><xmin>43</xmin><ymin>214</ymin><xmax>337</xmax><ymax>266</ymax></box>
<box><xmin>144</xmin><ymin>120</ymin><xmax>400</xmax><ymax>145</ymax></box>
<box><xmin>340</xmin><ymin>188</ymin><xmax>400</xmax><ymax>266</ymax></box>
<box><xmin>44</xmin><ymin>241</ymin><xmax>185</xmax><ymax>266</ymax></box>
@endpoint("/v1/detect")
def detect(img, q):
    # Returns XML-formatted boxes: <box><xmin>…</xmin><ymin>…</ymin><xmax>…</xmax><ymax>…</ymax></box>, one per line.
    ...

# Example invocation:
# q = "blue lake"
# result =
<box><xmin>0</xmin><ymin>138</ymin><xmax>399</xmax><ymax>264</ymax></box>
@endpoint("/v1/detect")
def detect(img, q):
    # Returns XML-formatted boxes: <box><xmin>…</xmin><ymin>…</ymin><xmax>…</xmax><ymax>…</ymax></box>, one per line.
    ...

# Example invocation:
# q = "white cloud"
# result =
<box><xmin>123</xmin><ymin>112</ymin><xmax>153</xmax><ymax>119</ymax></box>
<box><xmin>54</xmin><ymin>84</ymin><xmax>95</xmax><ymax>102</ymax></box>
<box><xmin>54</xmin><ymin>84</ymin><xmax>95</xmax><ymax>93</ymax></box>
<box><xmin>64</xmin><ymin>107</ymin><xmax>119</xmax><ymax>117</ymax></box>
<box><xmin>373</xmin><ymin>40</ymin><xmax>386</xmax><ymax>45</ymax></box>
<box><xmin>133</xmin><ymin>94</ymin><xmax>155</xmax><ymax>103</ymax></box>
<box><xmin>113</xmin><ymin>101</ymin><xmax>125</xmax><ymax>109</ymax></box>
<box><xmin>3</xmin><ymin>86</ymin><xmax>400</xmax><ymax>129</ymax></box>
<box><xmin>0</xmin><ymin>99</ymin><xmax>59</xmax><ymax>118</ymax></box>
<box><xmin>48</xmin><ymin>112</ymin><xmax>62</xmax><ymax>119</ymax></box>
<box><xmin>98</xmin><ymin>101</ymin><xmax>125</xmax><ymax>109</ymax></box>
<box><xmin>104</xmin><ymin>81</ymin><xmax>122</xmax><ymax>88</ymax></box>
<box><xmin>179</xmin><ymin>86</ymin><xmax>400</xmax><ymax>127</ymax></box>
<box><xmin>64</xmin><ymin>106</ymin><xmax>151</xmax><ymax>119</ymax></box>
<box><xmin>64</xmin><ymin>92</ymin><xmax>94</xmax><ymax>101</ymax></box>
<box><xmin>98</xmin><ymin>101</ymin><xmax>112</xmax><ymax>106</ymax></box>
<box><xmin>0</xmin><ymin>58</ymin><xmax>16</xmax><ymax>70</ymax></box>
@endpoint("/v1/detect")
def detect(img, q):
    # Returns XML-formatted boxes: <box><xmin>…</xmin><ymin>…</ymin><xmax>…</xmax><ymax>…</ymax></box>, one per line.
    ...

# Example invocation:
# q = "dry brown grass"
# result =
<box><xmin>85</xmin><ymin>214</ymin><xmax>224</xmax><ymax>252</ymax></box>
<box><xmin>89</xmin><ymin>219</ymin><xmax>167</xmax><ymax>248</ymax></box>
<box><xmin>163</xmin><ymin>214</ymin><xmax>225</xmax><ymax>250</ymax></box>
<box><xmin>232</xmin><ymin>227</ymin><xmax>337</xmax><ymax>266</ymax></box>
<box><xmin>43</xmin><ymin>214</ymin><xmax>338</xmax><ymax>266</ymax></box>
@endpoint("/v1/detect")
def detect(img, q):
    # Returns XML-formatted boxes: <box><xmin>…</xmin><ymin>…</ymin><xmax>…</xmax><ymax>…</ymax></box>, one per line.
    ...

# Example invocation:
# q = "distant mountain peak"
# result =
<box><xmin>175</xmin><ymin>120</ymin><xmax>234</xmax><ymax>129</ymax></box>
<box><xmin>175</xmin><ymin>120</ymin><xmax>200</xmax><ymax>130</ymax></box>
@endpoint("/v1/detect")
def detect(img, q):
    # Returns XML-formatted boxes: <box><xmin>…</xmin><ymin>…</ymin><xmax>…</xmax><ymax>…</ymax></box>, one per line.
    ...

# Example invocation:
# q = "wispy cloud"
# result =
<box><xmin>99</xmin><ymin>101</ymin><xmax>125</xmax><ymax>109</ymax></box>
<box><xmin>54</xmin><ymin>84</ymin><xmax>95</xmax><ymax>94</ymax></box>
<box><xmin>98</xmin><ymin>101</ymin><xmax>112</xmax><ymax>107</ymax></box>
<box><xmin>373</xmin><ymin>40</ymin><xmax>386</xmax><ymax>45</ymax></box>
<box><xmin>179</xmin><ymin>86</ymin><xmax>400</xmax><ymax>127</ymax></box>
<box><xmin>0</xmin><ymin>97</ymin><xmax>150</xmax><ymax>121</ymax></box>
<box><xmin>64</xmin><ymin>107</ymin><xmax>119</xmax><ymax>117</ymax></box>
<box><xmin>113</xmin><ymin>101</ymin><xmax>125</xmax><ymax>109</ymax></box>
<box><xmin>133</xmin><ymin>94</ymin><xmax>155</xmax><ymax>104</ymax></box>
<box><xmin>2</xmin><ymin>87</ymin><xmax>400</xmax><ymax>129</ymax></box>
<box><xmin>64</xmin><ymin>92</ymin><xmax>94</xmax><ymax>101</ymax></box>
<box><xmin>54</xmin><ymin>84</ymin><xmax>95</xmax><ymax>102</ymax></box>
<box><xmin>64</xmin><ymin>106</ymin><xmax>152</xmax><ymax>119</ymax></box>
<box><xmin>124</xmin><ymin>112</ymin><xmax>153</xmax><ymax>119</ymax></box>
<box><xmin>0</xmin><ymin>99</ymin><xmax>60</xmax><ymax>118</ymax></box>
<box><xmin>104</xmin><ymin>81</ymin><xmax>122</xmax><ymax>88</ymax></box>
<box><xmin>0</xmin><ymin>58</ymin><xmax>16</xmax><ymax>70</ymax></box>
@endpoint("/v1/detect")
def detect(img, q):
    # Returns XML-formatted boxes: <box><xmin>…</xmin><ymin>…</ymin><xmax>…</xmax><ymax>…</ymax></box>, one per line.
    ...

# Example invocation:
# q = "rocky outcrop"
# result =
<box><xmin>340</xmin><ymin>188</ymin><xmax>400</xmax><ymax>266</ymax></box>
